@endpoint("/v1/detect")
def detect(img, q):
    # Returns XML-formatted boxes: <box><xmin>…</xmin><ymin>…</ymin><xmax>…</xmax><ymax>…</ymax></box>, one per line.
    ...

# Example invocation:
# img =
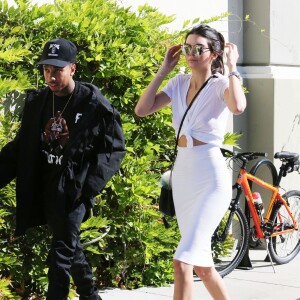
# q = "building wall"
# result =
<box><xmin>238</xmin><ymin>0</ymin><xmax>300</xmax><ymax>196</ymax></box>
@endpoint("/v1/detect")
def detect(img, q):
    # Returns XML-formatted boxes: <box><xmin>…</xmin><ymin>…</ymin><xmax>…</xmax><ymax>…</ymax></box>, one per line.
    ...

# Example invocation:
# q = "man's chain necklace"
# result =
<box><xmin>52</xmin><ymin>91</ymin><xmax>74</xmax><ymax>117</ymax></box>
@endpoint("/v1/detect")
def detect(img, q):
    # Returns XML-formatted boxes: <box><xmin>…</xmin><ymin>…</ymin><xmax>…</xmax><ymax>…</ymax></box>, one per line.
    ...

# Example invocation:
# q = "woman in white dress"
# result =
<box><xmin>135</xmin><ymin>24</ymin><xmax>246</xmax><ymax>300</ymax></box>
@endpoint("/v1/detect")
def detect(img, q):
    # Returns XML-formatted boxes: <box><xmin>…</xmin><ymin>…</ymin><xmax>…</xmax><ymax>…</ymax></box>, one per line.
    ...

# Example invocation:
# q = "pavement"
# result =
<box><xmin>74</xmin><ymin>249</ymin><xmax>300</xmax><ymax>300</ymax></box>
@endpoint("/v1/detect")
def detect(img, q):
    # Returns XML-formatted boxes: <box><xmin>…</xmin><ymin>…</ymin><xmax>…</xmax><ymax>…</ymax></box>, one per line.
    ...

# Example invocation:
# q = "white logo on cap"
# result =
<box><xmin>48</xmin><ymin>44</ymin><xmax>60</xmax><ymax>57</ymax></box>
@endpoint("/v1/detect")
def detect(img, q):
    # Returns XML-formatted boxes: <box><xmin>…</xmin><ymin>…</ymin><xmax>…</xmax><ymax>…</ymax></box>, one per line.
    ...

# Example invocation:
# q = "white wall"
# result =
<box><xmin>241</xmin><ymin>0</ymin><xmax>300</xmax><ymax>193</ymax></box>
<box><xmin>270</xmin><ymin>0</ymin><xmax>300</xmax><ymax>66</ymax></box>
<box><xmin>119</xmin><ymin>0</ymin><xmax>229</xmax><ymax>34</ymax></box>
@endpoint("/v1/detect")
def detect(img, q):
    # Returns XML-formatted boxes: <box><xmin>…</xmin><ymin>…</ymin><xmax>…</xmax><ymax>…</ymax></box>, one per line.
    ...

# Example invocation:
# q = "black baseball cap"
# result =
<box><xmin>37</xmin><ymin>38</ymin><xmax>77</xmax><ymax>67</ymax></box>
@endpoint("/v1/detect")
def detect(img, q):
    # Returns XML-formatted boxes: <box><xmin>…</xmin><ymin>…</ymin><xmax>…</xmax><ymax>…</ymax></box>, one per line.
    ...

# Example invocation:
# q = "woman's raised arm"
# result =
<box><xmin>135</xmin><ymin>44</ymin><xmax>181</xmax><ymax>117</ymax></box>
<box><xmin>224</xmin><ymin>42</ymin><xmax>247</xmax><ymax>115</ymax></box>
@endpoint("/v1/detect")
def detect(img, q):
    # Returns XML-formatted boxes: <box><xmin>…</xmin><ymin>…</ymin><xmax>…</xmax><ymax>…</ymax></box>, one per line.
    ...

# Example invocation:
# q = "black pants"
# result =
<box><xmin>44</xmin><ymin>197</ymin><xmax>101</xmax><ymax>300</ymax></box>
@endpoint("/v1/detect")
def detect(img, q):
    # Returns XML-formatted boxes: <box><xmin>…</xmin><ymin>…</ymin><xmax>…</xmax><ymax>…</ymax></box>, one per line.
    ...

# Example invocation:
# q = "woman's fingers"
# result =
<box><xmin>163</xmin><ymin>44</ymin><xmax>181</xmax><ymax>69</ymax></box>
<box><xmin>225</xmin><ymin>42</ymin><xmax>239</xmax><ymax>65</ymax></box>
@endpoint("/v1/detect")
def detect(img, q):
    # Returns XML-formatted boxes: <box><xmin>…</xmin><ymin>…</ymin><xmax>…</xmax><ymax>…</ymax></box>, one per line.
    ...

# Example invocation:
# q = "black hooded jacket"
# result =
<box><xmin>0</xmin><ymin>82</ymin><xmax>126</xmax><ymax>236</ymax></box>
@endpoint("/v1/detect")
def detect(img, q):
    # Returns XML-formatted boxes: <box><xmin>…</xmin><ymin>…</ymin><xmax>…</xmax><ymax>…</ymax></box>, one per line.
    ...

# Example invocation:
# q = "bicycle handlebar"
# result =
<box><xmin>221</xmin><ymin>148</ymin><xmax>267</xmax><ymax>162</ymax></box>
<box><xmin>221</xmin><ymin>148</ymin><xmax>300</xmax><ymax>175</ymax></box>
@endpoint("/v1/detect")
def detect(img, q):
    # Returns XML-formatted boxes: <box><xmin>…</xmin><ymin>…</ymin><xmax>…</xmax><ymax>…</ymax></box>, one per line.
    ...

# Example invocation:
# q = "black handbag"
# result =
<box><xmin>159</xmin><ymin>75</ymin><xmax>214</xmax><ymax>218</ymax></box>
<box><xmin>159</xmin><ymin>185</ymin><xmax>175</xmax><ymax>217</ymax></box>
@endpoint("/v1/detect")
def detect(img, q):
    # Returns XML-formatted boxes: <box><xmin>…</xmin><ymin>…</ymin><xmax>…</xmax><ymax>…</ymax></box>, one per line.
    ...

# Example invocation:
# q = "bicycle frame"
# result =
<box><xmin>235</xmin><ymin>168</ymin><xmax>298</xmax><ymax>239</ymax></box>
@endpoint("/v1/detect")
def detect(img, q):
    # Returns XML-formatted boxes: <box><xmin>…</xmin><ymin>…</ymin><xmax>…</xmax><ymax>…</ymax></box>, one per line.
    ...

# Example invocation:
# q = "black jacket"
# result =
<box><xmin>0</xmin><ymin>82</ymin><xmax>126</xmax><ymax>236</ymax></box>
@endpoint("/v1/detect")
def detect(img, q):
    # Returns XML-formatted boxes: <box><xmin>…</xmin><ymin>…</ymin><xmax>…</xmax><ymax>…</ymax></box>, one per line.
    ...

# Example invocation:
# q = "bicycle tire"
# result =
<box><xmin>248</xmin><ymin>158</ymin><xmax>278</xmax><ymax>248</ymax></box>
<box><xmin>268</xmin><ymin>190</ymin><xmax>300</xmax><ymax>264</ymax></box>
<box><xmin>212</xmin><ymin>205</ymin><xmax>249</xmax><ymax>277</ymax></box>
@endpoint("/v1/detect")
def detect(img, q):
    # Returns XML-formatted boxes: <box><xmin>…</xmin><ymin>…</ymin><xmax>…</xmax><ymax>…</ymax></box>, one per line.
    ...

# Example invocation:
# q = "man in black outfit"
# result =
<box><xmin>0</xmin><ymin>38</ymin><xmax>126</xmax><ymax>300</ymax></box>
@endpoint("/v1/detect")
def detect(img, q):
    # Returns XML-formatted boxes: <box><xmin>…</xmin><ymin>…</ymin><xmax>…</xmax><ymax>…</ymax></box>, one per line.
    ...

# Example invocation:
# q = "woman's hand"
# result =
<box><xmin>160</xmin><ymin>44</ymin><xmax>182</xmax><ymax>75</ymax></box>
<box><xmin>225</xmin><ymin>42</ymin><xmax>239</xmax><ymax>71</ymax></box>
<box><xmin>224</xmin><ymin>42</ymin><xmax>246</xmax><ymax>115</ymax></box>
<box><xmin>135</xmin><ymin>45</ymin><xmax>180</xmax><ymax>117</ymax></box>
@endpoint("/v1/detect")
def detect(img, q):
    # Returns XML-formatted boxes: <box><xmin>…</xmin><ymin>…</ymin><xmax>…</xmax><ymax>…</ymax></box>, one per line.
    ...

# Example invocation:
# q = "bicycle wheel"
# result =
<box><xmin>212</xmin><ymin>206</ymin><xmax>249</xmax><ymax>277</ymax></box>
<box><xmin>268</xmin><ymin>190</ymin><xmax>300</xmax><ymax>264</ymax></box>
<box><xmin>248</xmin><ymin>158</ymin><xmax>278</xmax><ymax>249</ymax></box>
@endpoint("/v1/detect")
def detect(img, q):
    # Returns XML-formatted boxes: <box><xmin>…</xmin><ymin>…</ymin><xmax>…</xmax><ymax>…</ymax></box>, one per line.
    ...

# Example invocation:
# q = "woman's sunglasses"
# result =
<box><xmin>181</xmin><ymin>44</ymin><xmax>210</xmax><ymax>56</ymax></box>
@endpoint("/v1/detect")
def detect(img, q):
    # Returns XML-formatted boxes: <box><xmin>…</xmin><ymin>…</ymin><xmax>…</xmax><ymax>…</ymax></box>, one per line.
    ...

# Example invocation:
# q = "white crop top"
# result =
<box><xmin>162</xmin><ymin>73</ymin><xmax>230</xmax><ymax>147</ymax></box>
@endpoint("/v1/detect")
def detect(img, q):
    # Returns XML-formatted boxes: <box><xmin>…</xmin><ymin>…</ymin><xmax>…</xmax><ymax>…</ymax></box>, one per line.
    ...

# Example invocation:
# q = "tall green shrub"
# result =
<box><xmin>0</xmin><ymin>0</ymin><xmax>237</xmax><ymax>297</ymax></box>
<box><xmin>0</xmin><ymin>0</ymin><xmax>182</xmax><ymax>297</ymax></box>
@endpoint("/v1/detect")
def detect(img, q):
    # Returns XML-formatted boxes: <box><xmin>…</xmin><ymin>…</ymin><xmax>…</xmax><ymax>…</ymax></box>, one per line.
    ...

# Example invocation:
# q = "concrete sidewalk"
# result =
<box><xmin>95</xmin><ymin>250</ymin><xmax>300</xmax><ymax>300</ymax></box>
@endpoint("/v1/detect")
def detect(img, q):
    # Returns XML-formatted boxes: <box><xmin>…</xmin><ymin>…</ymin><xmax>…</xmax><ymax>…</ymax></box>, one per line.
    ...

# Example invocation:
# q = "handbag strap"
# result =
<box><xmin>167</xmin><ymin>75</ymin><xmax>214</xmax><ymax>190</ymax></box>
<box><xmin>172</xmin><ymin>75</ymin><xmax>215</xmax><ymax>161</ymax></box>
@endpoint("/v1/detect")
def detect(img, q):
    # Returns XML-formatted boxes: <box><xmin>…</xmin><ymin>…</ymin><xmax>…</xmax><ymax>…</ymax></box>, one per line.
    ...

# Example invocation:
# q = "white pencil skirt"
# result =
<box><xmin>172</xmin><ymin>144</ymin><xmax>232</xmax><ymax>267</ymax></box>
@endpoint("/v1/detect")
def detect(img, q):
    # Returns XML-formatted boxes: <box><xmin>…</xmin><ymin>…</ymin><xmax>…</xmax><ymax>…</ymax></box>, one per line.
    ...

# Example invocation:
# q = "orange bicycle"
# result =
<box><xmin>212</xmin><ymin>148</ymin><xmax>300</xmax><ymax>277</ymax></box>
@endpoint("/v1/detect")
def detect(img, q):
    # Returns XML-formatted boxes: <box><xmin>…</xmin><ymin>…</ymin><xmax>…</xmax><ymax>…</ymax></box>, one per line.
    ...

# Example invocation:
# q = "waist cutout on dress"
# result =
<box><xmin>178</xmin><ymin>135</ymin><xmax>207</xmax><ymax>148</ymax></box>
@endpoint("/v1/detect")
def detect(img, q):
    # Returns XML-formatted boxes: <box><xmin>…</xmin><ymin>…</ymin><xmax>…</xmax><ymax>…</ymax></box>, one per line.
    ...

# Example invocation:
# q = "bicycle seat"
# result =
<box><xmin>274</xmin><ymin>151</ymin><xmax>299</xmax><ymax>162</ymax></box>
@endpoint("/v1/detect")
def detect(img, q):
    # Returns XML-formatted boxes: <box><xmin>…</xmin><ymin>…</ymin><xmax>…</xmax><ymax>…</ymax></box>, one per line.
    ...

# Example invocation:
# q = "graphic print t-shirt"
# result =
<box><xmin>41</xmin><ymin>82</ymin><xmax>91</xmax><ymax>183</ymax></box>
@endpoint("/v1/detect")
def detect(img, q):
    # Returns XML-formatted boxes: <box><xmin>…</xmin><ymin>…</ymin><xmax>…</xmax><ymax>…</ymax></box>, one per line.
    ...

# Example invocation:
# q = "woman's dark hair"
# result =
<box><xmin>185</xmin><ymin>24</ymin><xmax>225</xmax><ymax>74</ymax></box>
